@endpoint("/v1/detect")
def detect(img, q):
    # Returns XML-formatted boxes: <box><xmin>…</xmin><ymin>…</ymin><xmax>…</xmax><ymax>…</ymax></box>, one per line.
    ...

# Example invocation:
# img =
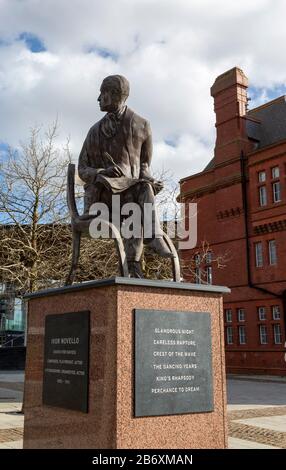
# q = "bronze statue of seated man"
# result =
<box><xmin>78</xmin><ymin>74</ymin><xmax>174</xmax><ymax>278</ymax></box>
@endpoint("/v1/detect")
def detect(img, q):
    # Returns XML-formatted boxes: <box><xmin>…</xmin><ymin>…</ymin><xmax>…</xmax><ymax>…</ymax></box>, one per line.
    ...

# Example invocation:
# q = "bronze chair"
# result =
<box><xmin>66</xmin><ymin>163</ymin><xmax>180</xmax><ymax>285</ymax></box>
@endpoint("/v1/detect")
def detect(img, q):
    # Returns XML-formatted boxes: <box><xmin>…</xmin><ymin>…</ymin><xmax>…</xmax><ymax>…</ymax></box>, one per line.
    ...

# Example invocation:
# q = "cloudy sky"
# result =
<box><xmin>1</xmin><ymin>0</ymin><xmax>286</xmax><ymax>182</ymax></box>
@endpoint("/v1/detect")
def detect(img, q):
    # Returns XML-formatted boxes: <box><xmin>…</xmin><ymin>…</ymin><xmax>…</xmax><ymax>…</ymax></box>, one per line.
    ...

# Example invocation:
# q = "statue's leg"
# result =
<box><xmin>136</xmin><ymin>182</ymin><xmax>163</xmax><ymax>241</ymax></box>
<box><xmin>120</xmin><ymin>189</ymin><xmax>144</xmax><ymax>278</ymax></box>
<box><xmin>136</xmin><ymin>182</ymin><xmax>175</xmax><ymax>259</ymax></box>
<box><xmin>123</xmin><ymin>237</ymin><xmax>144</xmax><ymax>278</ymax></box>
<box><xmin>83</xmin><ymin>183</ymin><xmax>100</xmax><ymax>214</ymax></box>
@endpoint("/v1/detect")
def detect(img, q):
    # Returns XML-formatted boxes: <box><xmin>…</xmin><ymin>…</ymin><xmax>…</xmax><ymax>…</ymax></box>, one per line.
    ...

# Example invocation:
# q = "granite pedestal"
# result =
<box><xmin>23</xmin><ymin>277</ymin><xmax>230</xmax><ymax>449</ymax></box>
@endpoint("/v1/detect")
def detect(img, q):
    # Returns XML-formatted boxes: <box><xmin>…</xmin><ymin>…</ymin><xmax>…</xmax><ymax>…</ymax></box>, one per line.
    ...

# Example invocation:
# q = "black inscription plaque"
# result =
<box><xmin>43</xmin><ymin>311</ymin><xmax>90</xmax><ymax>412</ymax></box>
<box><xmin>134</xmin><ymin>309</ymin><xmax>213</xmax><ymax>417</ymax></box>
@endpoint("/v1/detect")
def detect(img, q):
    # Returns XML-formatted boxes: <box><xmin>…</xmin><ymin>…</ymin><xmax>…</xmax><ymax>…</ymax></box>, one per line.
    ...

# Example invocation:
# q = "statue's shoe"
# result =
<box><xmin>146</xmin><ymin>237</ymin><xmax>176</xmax><ymax>258</ymax></box>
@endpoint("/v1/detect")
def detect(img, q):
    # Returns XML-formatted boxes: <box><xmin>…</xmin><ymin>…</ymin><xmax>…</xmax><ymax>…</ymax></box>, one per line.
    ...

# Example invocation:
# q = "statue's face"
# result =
<box><xmin>98</xmin><ymin>84</ymin><xmax>121</xmax><ymax>112</ymax></box>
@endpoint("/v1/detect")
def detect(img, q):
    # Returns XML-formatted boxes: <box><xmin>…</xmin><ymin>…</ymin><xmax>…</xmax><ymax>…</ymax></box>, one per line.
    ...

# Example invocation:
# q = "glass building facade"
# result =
<box><xmin>0</xmin><ymin>283</ymin><xmax>25</xmax><ymax>347</ymax></box>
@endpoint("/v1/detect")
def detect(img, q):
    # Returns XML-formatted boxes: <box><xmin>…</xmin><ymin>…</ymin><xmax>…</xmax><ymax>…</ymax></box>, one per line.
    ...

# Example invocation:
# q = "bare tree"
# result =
<box><xmin>0</xmin><ymin>123</ymin><xmax>71</xmax><ymax>292</ymax></box>
<box><xmin>181</xmin><ymin>239</ymin><xmax>231</xmax><ymax>284</ymax></box>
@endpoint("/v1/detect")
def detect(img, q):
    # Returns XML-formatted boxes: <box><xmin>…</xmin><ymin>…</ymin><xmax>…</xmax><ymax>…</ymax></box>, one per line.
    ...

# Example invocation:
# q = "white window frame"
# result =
<box><xmin>272</xmin><ymin>166</ymin><xmax>280</xmax><ymax>179</ymax></box>
<box><xmin>206</xmin><ymin>266</ymin><xmax>212</xmax><ymax>284</ymax></box>
<box><xmin>258</xmin><ymin>171</ymin><xmax>266</xmax><ymax>183</ymax></box>
<box><xmin>259</xmin><ymin>186</ymin><xmax>267</xmax><ymax>206</ymax></box>
<box><xmin>272</xmin><ymin>181</ymin><xmax>281</xmax><ymax>203</ymax></box>
<box><xmin>273</xmin><ymin>324</ymin><xmax>282</xmax><ymax>344</ymax></box>
<box><xmin>225</xmin><ymin>309</ymin><xmax>232</xmax><ymax>323</ymax></box>
<box><xmin>258</xmin><ymin>307</ymin><xmax>266</xmax><ymax>321</ymax></box>
<box><xmin>272</xmin><ymin>306</ymin><xmax>281</xmax><ymax>320</ymax></box>
<box><xmin>268</xmin><ymin>240</ymin><xmax>277</xmax><ymax>265</ymax></box>
<box><xmin>194</xmin><ymin>267</ymin><xmax>201</xmax><ymax>284</ymax></box>
<box><xmin>194</xmin><ymin>254</ymin><xmax>200</xmax><ymax>266</ymax></box>
<box><xmin>205</xmin><ymin>252</ymin><xmax>212</xmax><ymax>264</ymax></box>
<box><xmin>259</xmin><ymin>325</ymin><xmax>268</xmax><ymax>344</ymax></box>
<box><xmin>238</xmin><ymin>326</ymin><xmax>246</xmax><ymax>344</ymax></box>
<box><xmin>255</xmin><ymin>242</ymin><xmax>263</xmax><ymax>267</ymax></box>
<box><xmin>237</xmin><ymin>308</ymin><xmax>245</xmax><ymax>322</ymax></box>
<box><xmin>226</xmin><ymin>327</ymin><xmax>233</xmax><ymax>345</ymax></box>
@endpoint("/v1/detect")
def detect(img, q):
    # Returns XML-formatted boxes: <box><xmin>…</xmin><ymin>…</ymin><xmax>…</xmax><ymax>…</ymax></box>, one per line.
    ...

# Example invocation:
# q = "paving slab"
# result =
<box><xmin>228</xmin><ymin>437</ymin><xmax>281</xmax><ymax>449</ymax></box>
<box><xmin>0</xmin><ymin>408</ymin><xmax>24</xmax><ymax>430</ymax></box>
<box><xmin>0</xmin><ymin>402</ymin><xmax>22</xmax><ymax>413</ymax></box>
<box><xmin>235</xmin><ymin>415</ymin><xmax>286</xmax><ymax>433</ymax></box>
<box><xmin>0</xmin><ymin>439</ymin><xmax>23</xmax><ymax>449</ymax></box>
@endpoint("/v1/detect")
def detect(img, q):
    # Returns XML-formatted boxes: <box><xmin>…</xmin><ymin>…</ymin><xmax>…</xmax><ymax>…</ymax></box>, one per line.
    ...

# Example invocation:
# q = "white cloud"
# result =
<box><xmin>154</xmin><ymin>135</ymin><xmax>213</xmax><ymax>182</ymax></box>
<box><xmin>1</xmin><ymin>0</ymin><xmax>286</xmax><ymax>182</ymax></box>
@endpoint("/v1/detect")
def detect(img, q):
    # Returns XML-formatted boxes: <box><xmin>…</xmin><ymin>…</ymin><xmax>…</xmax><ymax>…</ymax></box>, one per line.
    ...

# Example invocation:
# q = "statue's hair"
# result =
<box><xmin>101</xmin><ymin>75</ymin><xmax>130</xmax><ymax>97</ymax></box>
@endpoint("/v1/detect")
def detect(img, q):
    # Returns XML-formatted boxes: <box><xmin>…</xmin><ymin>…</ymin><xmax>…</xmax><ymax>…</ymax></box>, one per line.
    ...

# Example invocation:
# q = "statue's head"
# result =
<box><xmin>98</xmin><ymin>75</ymin><xmax>130</xmax><ymax>112</ymax></box>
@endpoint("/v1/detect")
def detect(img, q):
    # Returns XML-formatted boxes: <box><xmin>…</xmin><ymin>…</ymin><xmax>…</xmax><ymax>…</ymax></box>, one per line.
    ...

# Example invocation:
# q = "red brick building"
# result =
<box><xmin>180</xmin><ymin>67</ymin><xmax>286</xmax><ymax>375</ymax></box>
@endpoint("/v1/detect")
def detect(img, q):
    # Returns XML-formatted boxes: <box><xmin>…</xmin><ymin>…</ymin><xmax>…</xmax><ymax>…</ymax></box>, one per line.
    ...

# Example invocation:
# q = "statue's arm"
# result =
<box><xmin>78</xmin><ymin>131</ymin><xmax>104</xmax><ymax>184</ymax></box>
<box><xmin>139</xmin><ymin>120</ymin><xmax>154</xmax><ymax>181</ymax></box>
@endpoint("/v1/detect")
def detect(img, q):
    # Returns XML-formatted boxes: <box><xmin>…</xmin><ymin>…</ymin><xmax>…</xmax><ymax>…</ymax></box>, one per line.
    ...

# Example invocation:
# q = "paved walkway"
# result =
<box><xmin>227</xmin><ymin>375</ymin><xmax>286</xmax><ymax>449</ymax></box>
<box><xmin>0</xmin><ymin>371</ymin><xmax>286</xmax><ymax>449</ymax></box>
<box><xmin>0</xmin><ymin>371</ymin><xmax>24</xmax><ymax>449</ymax></box>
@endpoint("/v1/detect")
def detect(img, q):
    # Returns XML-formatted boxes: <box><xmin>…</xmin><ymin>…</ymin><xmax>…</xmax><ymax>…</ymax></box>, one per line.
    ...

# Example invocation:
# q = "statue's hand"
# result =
<box><xmin>100</xmin><ymin>165</ymin><xmax>123</xmax><ymax>177</ymax></box>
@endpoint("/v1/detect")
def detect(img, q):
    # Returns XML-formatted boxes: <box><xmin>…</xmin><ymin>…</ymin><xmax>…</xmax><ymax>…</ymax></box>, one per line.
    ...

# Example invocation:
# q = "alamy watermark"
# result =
<box><xmin>89</xmin><ymin>195</ymin><xmax>197</xmax><ymax>250</ymax></box>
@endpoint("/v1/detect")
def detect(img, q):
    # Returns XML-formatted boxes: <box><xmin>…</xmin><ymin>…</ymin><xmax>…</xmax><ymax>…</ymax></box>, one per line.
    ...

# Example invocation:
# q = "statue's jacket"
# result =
<box><xmin>78</xmin><ymin>107</ymin><xmax>153</xmax><ymax>198</ymax></box>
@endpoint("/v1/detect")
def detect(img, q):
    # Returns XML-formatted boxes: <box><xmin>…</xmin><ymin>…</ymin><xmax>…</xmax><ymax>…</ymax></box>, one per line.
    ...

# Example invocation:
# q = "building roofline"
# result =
<box><xmin>180</xmin><ymin>154</ymin><xmax>243</xmax><ymax>184</ymax></box>
<box><xmin>247</xmin><ymin>136</ymin><xmax>286</xmax><ymax>158</ymax></box>
<box><xmin>246</xmin><ymin>115</ymin><xmax>261</xmax><ymax>124</ymax></box>
<box><xmin>248</xmin><ymin>95</ymin><xmax>286</xmax><ymax>114</ymax></box>
<box><xmin>179</xmin><ymin>164</ymin><xmax>214</xmax><ymax>183</ymax></box>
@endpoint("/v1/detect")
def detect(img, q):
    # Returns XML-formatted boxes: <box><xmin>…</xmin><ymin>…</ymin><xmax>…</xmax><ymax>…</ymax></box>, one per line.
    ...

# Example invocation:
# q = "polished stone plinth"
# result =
<box><xmin>23</xmin><ymin>277</ymin><xmax>229</xmax><ymax>449</ymax></box>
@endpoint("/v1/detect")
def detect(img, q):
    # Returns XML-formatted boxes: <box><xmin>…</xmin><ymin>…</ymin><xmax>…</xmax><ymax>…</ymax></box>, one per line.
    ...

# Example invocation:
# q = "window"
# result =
<box><xmin>0</xmin><ymin>315</ymin><xmax>6</xmax><ymax>331</ymax></box>
<box><xmin>225</xmin><ymin>309</ymin><xmax>232</xmax><ymax>323</ymax></box>
<box><xmin>0</xmin><ymin>300</ymin><xmax>6</xmax><ymax>315</ymax></box>
<box><xmin>5</xmin><ymin>283</ymin><xmax>14</xmax><ymax>293</ymax></box>
<box><xmin>272</xmin><ymin>166</ymin><xmax>280</xmax><ymax>179</ymax></box>
<box><xmin>206</xmin><ymin>266</ymin><xmax>212</xmax><ymax>284</ymax></box>
<box><xmin>194</xmin><ymin>254</ymin><xmax>200</xmax><ymax>265</ymax></box>
<box><xmin>194</xmin><ymin>267</ymin><xmax>201</xmax><ymax>284</ymax></box>
<box><xmin>258</xmin><ymin>171</ymin><xmax>266</xmax><ymax>182</ymax></box>
<box><xmin>194</xmin><ymin>255</ymin><xmax>201</xmax><ymax>283</ymax></box>
<box><xmin>272</xmin><ymin>182</ymin><xmax>281</xmax><ymax>203</ymax></box>
<box><xmin>226</xmin><ymin>327</ymin><xmax>233</xmax><ymax>345</ymax></box>
<box><xmin>259</xmin><ymin>186</ymin><xmax>267</xmax><ymax>206</ymax></box>
<box><xmin>272</xmin><ymin>306</ymin><xmax>281</xmax><ymax>320</ymax></box>
<box><xmin>258</xmin><ymin>307</ymin><xmax>266</xmax><ymax>321</ymax></box>
<box><xmin>237</xmin><ymin>308</ymin><xmax>245</xmax><ymax>322</ymax></box>
<box><xmin>205</xmin><ymin>252</ymin><xmax>212</xmax><ymax>264</ymax></box>
<box><xmin>238</xmin><ymin>326</ymin><xmax>246</xmax><ymax>344</ymax></box>
<box><xmin>259</xmin><ymin>325</ymin><xmax>268</xmax><ymax>344</ymax></box>
<box><xmin>273</xmin><ymin>324</ymin><xmax>282</xmax><ymax>344</ymax></box>
<box><xmin>255</xmin><ymin>242</ymin><xmax>263</xmax><ymax>267</ymax></box>
<box><xmin>268</xmin><ymin>240</ymin><xmax>277</xmax><ymax>265</ymax></box>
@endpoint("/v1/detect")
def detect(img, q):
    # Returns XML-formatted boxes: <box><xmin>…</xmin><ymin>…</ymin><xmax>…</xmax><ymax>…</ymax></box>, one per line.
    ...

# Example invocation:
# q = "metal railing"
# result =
<box><xmin>0</xmin><ymin>334</ymin><xmax>25</xmax><ymax>348</ymax></box>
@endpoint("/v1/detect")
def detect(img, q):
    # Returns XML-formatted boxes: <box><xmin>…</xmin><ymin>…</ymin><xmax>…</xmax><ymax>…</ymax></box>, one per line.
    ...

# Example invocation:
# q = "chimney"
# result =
<box><xmin>211</xmin><ymin>67</ymin><xmax>249</xmax><ymax>165</ymax></box>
